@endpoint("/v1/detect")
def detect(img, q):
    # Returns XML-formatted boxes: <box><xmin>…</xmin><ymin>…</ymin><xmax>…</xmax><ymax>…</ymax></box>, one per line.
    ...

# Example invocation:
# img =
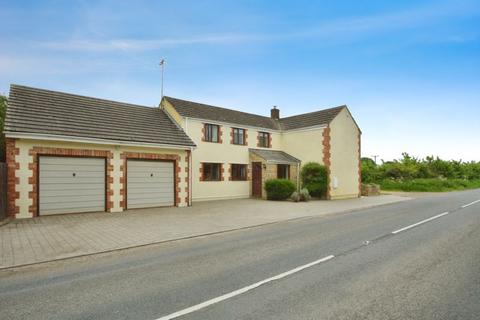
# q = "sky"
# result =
<box><xmin>1</xmin><ymin>0</ymin><xmax>479</xmax><ymax>162</ymax></box>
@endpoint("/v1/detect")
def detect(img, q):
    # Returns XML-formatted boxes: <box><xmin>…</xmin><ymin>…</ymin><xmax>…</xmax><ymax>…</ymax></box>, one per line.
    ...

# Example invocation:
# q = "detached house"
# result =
<box><xmin>162</xmin><ymin>97</ymin><xmax>361</xmax><ymax>202</ymax></box>
<box><xmin>4</xmin><ymin>84</ymin><xmax>361</xmax><ymax>219</ymax></box>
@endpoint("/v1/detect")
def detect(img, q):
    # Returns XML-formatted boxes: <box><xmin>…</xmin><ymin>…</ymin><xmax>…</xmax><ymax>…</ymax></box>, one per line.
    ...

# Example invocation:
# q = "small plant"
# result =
<box><xmin>265</xmin><ymin>179</ymin><xmax>296</xmax><ymax>200</ymax></box>
<box><xmin>290</xmin><ymin>188</ymin><xmax>311</xmax><ymax>202</ymax></box>
<box><xmin>299</xmin><ymin>188</ymin><xmax>311</xmax><ymax>201</ymax></box>
<box><xmin>291</xmin><ymin>191</ymin><xmax>300</xmax><ymax>202</ymax></box>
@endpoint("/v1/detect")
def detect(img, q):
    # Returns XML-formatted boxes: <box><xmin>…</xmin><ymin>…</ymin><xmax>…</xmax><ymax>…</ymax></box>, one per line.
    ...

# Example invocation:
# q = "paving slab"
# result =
<box><xmin>0</xmin><ymin>195</ymin><xmax>409</xmax><ymax>269</ymax></box>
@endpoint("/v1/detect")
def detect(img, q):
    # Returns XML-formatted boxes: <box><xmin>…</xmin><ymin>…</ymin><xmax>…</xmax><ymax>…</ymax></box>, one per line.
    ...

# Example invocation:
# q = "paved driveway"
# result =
<box><xmin>0</xmin><ymin>196</ymin><xmax>408</xmax><ymax>269</ymax></box>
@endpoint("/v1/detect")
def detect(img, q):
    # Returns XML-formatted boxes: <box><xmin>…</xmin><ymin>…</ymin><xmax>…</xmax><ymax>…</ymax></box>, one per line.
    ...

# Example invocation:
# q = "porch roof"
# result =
<box><xmin>249</xmin><ymin>148</ymin><xmax>301</xmax><ymax>165</ymax></box>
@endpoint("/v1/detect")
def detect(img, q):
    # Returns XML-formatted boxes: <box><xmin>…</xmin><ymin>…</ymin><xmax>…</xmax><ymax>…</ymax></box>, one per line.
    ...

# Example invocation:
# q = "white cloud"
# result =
<box><xmin>32</xmin><ymin>0</ymin><xmax>479</xmax><ymax>53</ymax></box>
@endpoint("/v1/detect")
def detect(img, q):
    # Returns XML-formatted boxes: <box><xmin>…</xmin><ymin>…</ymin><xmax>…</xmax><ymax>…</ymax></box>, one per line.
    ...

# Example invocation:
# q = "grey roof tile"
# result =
<box><xmin>164</xmin><ymin>96</ymin><xmax>345</xmax><ymax>131</ymax></box>
<box><xmin>5</xmin><ymin>85</ymin><xmax>196</xmax><ymax>147</ymax></box>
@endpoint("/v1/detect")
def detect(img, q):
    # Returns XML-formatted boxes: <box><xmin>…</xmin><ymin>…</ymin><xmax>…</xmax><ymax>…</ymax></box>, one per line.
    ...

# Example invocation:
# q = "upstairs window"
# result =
<box><xmin>231</xmin><ymin>164</ymin><xmax>247</xmax><ymax>181</ymax></box>
<box><xmin>203</xmin><ymin>163</ymin><xmax>221</xmax><ymax>181</ymax></box>
<box><xmin>277</xmin><ymin>164</ymin><xmax>290</xmax><ymax>179</ymax></box>
<box><xmin>232</xmin><ymin>128</ymin><xmax>246</xmax><ymax>145</ymax></box>
<box><xmin>204</xmin><ymin>124</ymin><xmax>220</xmax><ymax>143</ymax></box>
<box><xmin>258</xmin><ymin>132</ymin><xmax>270</xmax><ymax>148</ymax></box>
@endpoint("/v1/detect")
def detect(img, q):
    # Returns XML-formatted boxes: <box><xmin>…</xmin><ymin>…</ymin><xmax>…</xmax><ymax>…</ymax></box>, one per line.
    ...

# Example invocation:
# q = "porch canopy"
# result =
<box><xmin>249</xmin><ymin>148</ymin><xmax>300</xmax><ymax>164</ymax></box>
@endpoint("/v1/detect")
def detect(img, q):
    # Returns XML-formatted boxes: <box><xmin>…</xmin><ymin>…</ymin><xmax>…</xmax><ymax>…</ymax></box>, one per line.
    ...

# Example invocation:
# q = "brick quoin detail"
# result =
<box><xmin>28</xmin><ymin>147</ymin><xmax>113</xmax><ymax>217</ymax></box>
<box><xmin>218</xmin><ymin>127</ymin><xmax>223</xmax><ymax>144</ymax></box>
<box><xmin>322</xmin><ymin>127</ymin><xmax>332</xmax><ymax>200</ymax></box>
<box><xmin>185</xmin><ymin>150</ymin><xmax>190</xmax><ymax>205</ymax></box>
<box><xmin>6</xmin><ymin>138</ymin><xmax>20</xmax><ymax>217</ymax></box>
<box><xmin>120</xmin><ymin>152</ymin><xmax>182</xmax><ymax>208</ymax></box>
<box><xmin>358</xmin><ymin>132</ymin><xmax>362</xmax><ymax>197</ymax></box>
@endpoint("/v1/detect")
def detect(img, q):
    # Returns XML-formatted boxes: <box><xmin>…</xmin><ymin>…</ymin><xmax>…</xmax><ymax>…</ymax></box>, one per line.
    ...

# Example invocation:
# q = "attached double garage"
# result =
<box><xmin>39</xmin><ymin>156</ymin><xmax>176</xmax><ymax>215</ymax></box>
<box><xmin>7</xmin><ymin>139</ymin><xmax>191</xmax><ymax>219</ymax></box>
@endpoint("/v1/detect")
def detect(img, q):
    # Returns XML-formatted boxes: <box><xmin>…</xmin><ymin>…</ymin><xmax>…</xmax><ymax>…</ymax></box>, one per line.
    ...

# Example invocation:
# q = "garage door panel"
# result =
<box><xmin>40</xmin><ymin>170</ymin><xmax>105</xmax><ymax>178</ymax></box>
<box><xmin>42</xmin><ymin>190</ymin><xmax>103</xmax><ymax>204</ymax></box>
<box><xmin>40</xmin><ymin>157</ymin><xmax>105</xmax><ymax>166</ymax></box>
<box><xmin>40</xmin><ymin>177</ymin><xmax>105</xmax><ymax>184</ymax></box>
<box><xmin>127</xmin><ymin>200</ymin><xmax>173</xmax><ymax>208</ymax></box>
<box><xmin>40</xmin><ymin>164</ymin><xmax>105</xmax><ymax>172</ymax></box>
<box><xmin>127</xmin><ymin>187</ymin><xmax>174</xmax><ymax>194</ymax></box>
<box><xmin>39</xmin><ymin>157</ymin><xmax>105</xmax><ymax>215</ymax></box>
<box><xmin>127</xmin><ymin>160</ymin><xmax>174</xmax><ymax>209</ymax></box>
<box><xmin>127</xmin><ymin>177</ymin><xmax>173</xmax><ymax>184</ymax></box>
<box><xmin>40</xmin><ymin>183</ymin><xmax>102</xmax><ymax>191</ymax></box>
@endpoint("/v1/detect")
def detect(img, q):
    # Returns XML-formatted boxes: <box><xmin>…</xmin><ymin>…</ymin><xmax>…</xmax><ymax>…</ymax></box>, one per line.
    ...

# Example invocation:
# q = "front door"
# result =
<box><xmin>252</xmin><ymin>162</ymin><xmax>262</xmax><ymax>198</ymax></box>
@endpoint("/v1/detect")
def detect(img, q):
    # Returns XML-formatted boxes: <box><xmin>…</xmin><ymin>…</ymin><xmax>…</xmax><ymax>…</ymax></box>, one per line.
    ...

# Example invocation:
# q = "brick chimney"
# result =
<box><xmin>271</xmin><ymin>106</ymin><xmax>280</xmax><ymax>120</ymax></box>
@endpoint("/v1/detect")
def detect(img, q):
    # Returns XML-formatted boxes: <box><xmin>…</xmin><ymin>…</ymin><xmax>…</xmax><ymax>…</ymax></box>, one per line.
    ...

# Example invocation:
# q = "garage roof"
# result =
<box><xmin>5</xmin><ymin>85</ymin><xmax>196</xmax><ymax>148</ymax></box>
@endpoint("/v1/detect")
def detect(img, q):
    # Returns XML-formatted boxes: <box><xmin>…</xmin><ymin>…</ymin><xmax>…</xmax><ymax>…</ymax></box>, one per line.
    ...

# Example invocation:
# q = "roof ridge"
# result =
<box><xmin>10</xmin><ymin>84</ymin><xmax>156</xmax><ymax>110</ymax></box>
<box><xmin>279</xmin><ymin>105</ymin><xmax>346</xmax><ymax>121</ymax></box>
<box><xmin>164</xmin><ymin>96</ymin><xmax>276</xmax><ymax>121</ymax></box>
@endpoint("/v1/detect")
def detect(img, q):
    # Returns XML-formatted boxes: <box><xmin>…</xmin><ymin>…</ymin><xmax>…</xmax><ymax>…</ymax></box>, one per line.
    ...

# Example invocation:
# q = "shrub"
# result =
<box><xmin>291</xmin><ymin>188</ymin><xmax>311</xmax><ymax>202</ymax></box>
<box><xmin>291</xmin><ymin>191</ymin><xmax>300</xmax><ymax>202</ymax></box>
<box><xmin>299</xmin><ymin>188</ymin><xmax>311</xmax><ymax>201</ymax></box>
<box><xmin>265</xmin><ymin>179</ymin><xmax>296</xmax><ymax>200</ymax></box>
<box><xmin>301</xmin><ymin>162</ymin><xmax>328</xmax><ymax>198</ymax></box>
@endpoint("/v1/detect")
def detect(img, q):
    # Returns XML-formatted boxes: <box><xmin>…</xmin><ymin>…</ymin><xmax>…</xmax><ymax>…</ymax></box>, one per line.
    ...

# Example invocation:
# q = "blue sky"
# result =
<box><xmin>1</xmin><ymin>0</ymin><xmax>479</xmax><ymax>161</ymax></box>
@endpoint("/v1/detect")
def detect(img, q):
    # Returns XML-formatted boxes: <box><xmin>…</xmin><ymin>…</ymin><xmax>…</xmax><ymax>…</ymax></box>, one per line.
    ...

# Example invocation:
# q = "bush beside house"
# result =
<box><xmin>300</xmin><ymin>162</ymin><xmax>328</xmax><ymax>198</ymax></box>
<box><xmin>265</xmin><ymin>179</ymin><xmax>296</xmax><ymax>200</ymax></box>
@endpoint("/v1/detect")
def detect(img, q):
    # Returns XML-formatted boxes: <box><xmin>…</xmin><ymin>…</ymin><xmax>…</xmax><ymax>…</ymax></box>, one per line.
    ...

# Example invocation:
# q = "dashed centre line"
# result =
<box><xmin>155</xmin><ymin>255</ymin><xmax>335</xmax><ymax>320</ymax></box>
<box><xmin>461</xmin><ymin>199</ymin><xmax>480</xmax><ymax>208</ymax></box>
<box><xmin>391</xmin><ymin>211</ymin><xmax>450</xmax><ymax>234</ymax></box>
<box><xmin>155</xmin><ymin>197</ymin><xmax>480</xmax><ymax>320</ymax></box>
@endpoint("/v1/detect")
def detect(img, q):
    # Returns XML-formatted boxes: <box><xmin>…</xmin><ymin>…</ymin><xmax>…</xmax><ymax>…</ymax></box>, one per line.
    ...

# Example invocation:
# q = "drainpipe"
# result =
<box><xmin>189</xmin><ymin>146</ymin><xmax>193</xmax><ymax>206</ymax></box>
<box><xmin>297</xmin><ymin>162</ymin><xmax>301</xmax><ymax>192</ymax></box>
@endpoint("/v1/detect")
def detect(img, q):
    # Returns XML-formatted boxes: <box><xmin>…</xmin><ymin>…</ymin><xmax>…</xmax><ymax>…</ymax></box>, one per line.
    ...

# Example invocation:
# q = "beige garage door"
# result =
<box><xmin>127</xmin><ymin>160</ymin><xmax>175</xmax><ymax>209</ymax></box>
<box><xmin>39</xmin><ymin>156</ymin><xmax>106</xmax><ymax>215</ymax></box>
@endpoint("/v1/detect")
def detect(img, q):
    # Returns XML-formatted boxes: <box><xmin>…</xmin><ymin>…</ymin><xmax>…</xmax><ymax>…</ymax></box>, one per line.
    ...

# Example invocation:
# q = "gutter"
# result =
<box><xmin>4</xmin><ymin>131</ymin><xmax>197</xmax><ymax>151</ymax></box>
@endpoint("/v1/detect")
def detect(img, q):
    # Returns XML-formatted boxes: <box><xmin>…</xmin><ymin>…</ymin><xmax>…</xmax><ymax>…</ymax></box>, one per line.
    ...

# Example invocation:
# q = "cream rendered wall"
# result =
<box><xmin>281</xmin><ymin>127</ymin><xmax>325</xmax><ymax>164</ymax></box>
<box><xmin>329</xmin><ymin>108</ymin><xmax>361</xmax><ymax>199</ymax></box>
<box><xmin>14</xmin><ymin>139</ymin><xmax>189</xmax><ymax>218</ymax></box>
<box><xmin>184</xmin><ymin>119</ymin><xmax>281</xmax><ymax>201</ymax></box>
<box><xmin>162</xmin><ymin>99</ymin><xmax>184</xmax><ymax>126</ymax></box>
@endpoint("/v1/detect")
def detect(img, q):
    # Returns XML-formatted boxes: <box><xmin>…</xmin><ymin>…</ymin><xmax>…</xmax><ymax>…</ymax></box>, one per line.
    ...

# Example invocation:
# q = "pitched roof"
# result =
<box><xmin>164</xmin><ymin>96</ymin><xmax>345</xmax><ymax>131</ymax></box>
<box><xmin>249</xmin><ymin>148</ymin><xmax>300</xmax><ymax>164</ymax></box>
<box><xmin>164</xmin><ymin>96</ymin><xmax>279</xmax><ymax>130</ymax></box>
<box><xmin>5</xmin><ymin>85</ymin><xmax>195</xmax><ymax>147</ymax></box>
<box><xmin>279</xmin><ymin>106</ymin><xmax>345</xmax><ymax>130</ymax></box>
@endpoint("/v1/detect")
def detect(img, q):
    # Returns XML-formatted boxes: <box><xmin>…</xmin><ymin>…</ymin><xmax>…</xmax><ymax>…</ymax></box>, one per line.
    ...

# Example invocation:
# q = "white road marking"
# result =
<box><xmin>461</xmin><ymin>199</ymin><xmax>480</xmax><ymax>208</ymax></box>
<box><xmin>391</xmin><ymin>211</ymin><xmax>450</xmax><ymax>234</ymax></box>
<box><xmin>155</xmin><ymin>255</ymin><xmax>335</xmax><ymax>320</ymax></box>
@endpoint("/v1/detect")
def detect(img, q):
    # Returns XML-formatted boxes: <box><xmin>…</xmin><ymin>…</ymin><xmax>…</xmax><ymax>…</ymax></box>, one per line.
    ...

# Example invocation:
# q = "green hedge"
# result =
<box><xmin>300</xmin><ymin>162</ymin><xmax>328</xmax><ymax>197</ymax></box>
<box><xmin>265</xmin><ymin>179</ymin><xmax>296</xmax><ymax>200</ymax></box>
<box><xmin>380</xmin><ymin>178</ymin><xmax>480</xmax><ymax>192</ymax></box>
